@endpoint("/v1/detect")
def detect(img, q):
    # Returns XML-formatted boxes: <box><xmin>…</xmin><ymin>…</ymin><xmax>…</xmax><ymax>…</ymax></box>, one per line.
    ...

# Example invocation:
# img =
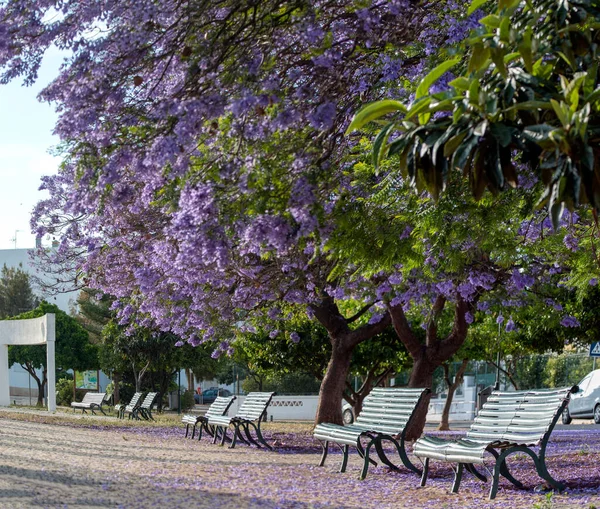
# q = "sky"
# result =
<box><xmin>0</xmin><ymin>48</ymin><xmax>64</xmax><ymax>250</ymax></box>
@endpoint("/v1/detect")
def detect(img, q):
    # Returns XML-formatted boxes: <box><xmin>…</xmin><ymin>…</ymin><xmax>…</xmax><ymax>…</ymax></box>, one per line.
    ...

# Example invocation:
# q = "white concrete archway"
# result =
<box><xmin>0</xmin><ymin>314</ymin><xmax>56</xmax><ymax>412</ymax></box>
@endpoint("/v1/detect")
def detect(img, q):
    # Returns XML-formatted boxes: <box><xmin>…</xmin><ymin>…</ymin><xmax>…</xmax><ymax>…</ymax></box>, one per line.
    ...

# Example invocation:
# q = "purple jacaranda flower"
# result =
<box><xmin>290</xmin><ymin>331</ymin><xmax>301</xmax><ymax>343</ymax></box>
<box><xmin>563</xmin><ymin>233</ymin><xmax>579</xmax><ymax>251</ymax></box>
<box><xmin>560</xmin><ymin>315</ymin><xmax>580</xmax><ymax>328</ymax></box>
<box><xmin>505</xmin><ymin>317</ymin><xmax>516</xmax><ymax>332</ymax></box>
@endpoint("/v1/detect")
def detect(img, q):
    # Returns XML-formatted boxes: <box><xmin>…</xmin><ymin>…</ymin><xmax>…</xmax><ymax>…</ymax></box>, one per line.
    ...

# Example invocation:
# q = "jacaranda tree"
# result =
<box><xmin>0</xmin><ymin>1</ymin><xmax>580</xmax><ymax>434</ymax></box>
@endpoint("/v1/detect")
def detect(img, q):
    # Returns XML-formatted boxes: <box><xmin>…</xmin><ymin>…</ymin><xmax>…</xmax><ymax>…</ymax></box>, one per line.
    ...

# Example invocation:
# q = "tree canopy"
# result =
<box><xmin>354</xmin><ymin>0</ymin><xmax>600</xmax><ymax>227</ymax></box>
<box><xmin>0</xmin><ymin>0</ymin><xmax>594</xmax><ymax>429</ymax></box>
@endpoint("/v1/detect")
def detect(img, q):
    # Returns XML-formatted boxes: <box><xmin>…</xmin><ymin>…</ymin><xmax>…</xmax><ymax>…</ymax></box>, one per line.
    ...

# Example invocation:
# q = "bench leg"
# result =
<box><xmin>356</xmin><ymin>441</ymin><xmax>378</xmax><ymax>467</ymax></box>
<box><xmin>465</xmin><ymin>463</ymin><xmax>487</xmax><ymax>482</ymax></box>
<box><xmin>374</xmin><ymin>439</ymin><xmax>399</xmax><ymax>471</ymax></box>
<box><xmin>420</xmin><ymin>458</ymin><xmax>429</xmax><ymax>487</ymax></box>
<box><xmin>359</xmin><ymin>441</ymin><xmax>376</xmax><ymax>479</ymax></box>
<box><xmin>253</xmin><ymin>423</ymin><xmax>272</xmax><ymax>450</ymax></box>
<box><xmin>185</xmin><ymin>424</ymin><xmax>190</xmax><ymax>438</ymax></box>
<box><xmin>339</xmin><ymin>444</ymin><xmax>349</xmax><ymax>473</ymax></box>
<box><xmin>451</xmin><ymin>463</ymin><xmax>464</xmax><ymax>493</ymax></box>
<box><xmin>391</xmin><ymin>436</ymin><xmax>421</xmax><ymax>475</ymax></box>
<box><xmin>318</xmin><ymin>441</ymin><xmax>329</xmax><ymax>466</ymax></box>
<box><xmin>221</xmin><ymin>426</ymin><xmax>230</xmax><ymax>446</ymax></box>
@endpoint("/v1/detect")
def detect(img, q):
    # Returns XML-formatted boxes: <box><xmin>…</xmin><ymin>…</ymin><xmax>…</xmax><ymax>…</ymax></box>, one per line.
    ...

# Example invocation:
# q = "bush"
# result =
<box><xmin>55</xmin><ymin>378</ymin><xmax>74</xmax><ymax>406</ymax></box>
<box><xmin>180</xmin><ymin>390</ymin><xmax>196</xmax><ymax>411</ymax></box>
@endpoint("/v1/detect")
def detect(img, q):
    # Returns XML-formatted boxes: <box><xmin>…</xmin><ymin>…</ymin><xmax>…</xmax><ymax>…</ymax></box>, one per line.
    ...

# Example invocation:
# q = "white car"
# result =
<box><xmin>562</xmin><ymin>369</ymin><xmax>600</xmax><ymax>424</ymax></box>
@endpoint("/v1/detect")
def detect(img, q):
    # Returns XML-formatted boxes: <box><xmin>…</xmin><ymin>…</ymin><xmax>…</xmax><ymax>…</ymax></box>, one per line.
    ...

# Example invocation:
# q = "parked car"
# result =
<box><xmin>342</xmin><ymin>402</ymin><xmax>355</xmax><ymax>424</ymax></box>
<box><xmin>562</xmin><ymin>369</ymin><xmax>600</xmax><ymax>424</ymax></box>
<box><xmin>194</xmin><ymin>388</ymin><xmax>232</xmax><ymax>405</ymax></box>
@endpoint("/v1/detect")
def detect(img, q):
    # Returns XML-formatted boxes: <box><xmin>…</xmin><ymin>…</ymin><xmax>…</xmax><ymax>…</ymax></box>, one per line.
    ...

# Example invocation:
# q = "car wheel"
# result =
<box><xmin>342</xmin><ymin>408</ymin><xmax>354</xmax><ymax>425</ymax></box>
<box><xmin>594</xmin><ymin>405</ymin><xmax>600</xmax><ymax>425</ymax></box>
<box><xmin>562</xmin><ymin>407</ymin><xmax>572</xmax><ymax>425</ymax></box>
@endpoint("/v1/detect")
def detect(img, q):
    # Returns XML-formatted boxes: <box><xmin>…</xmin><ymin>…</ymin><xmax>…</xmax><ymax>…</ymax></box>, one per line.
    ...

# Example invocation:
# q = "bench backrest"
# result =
<box><xmin>235</xmin><ymin>392</ymin><xmax>276</xmax><ymax>421</ymax></box>
<box><xmin>81</xmin><ymin>392</ymin><xmax>106</xmax><ymax>405</ymax></box>
<box><xmin>140</xmin><ymin>392</ymin><xmax>158</xmax><ymax>409</ymax></box>
<box><xmin>125</xmin><ymin>392</ymin><xmax>144</xmax><ymax>409</ymax></box>
<box><xmin>205</xmin><ymin>395</ymin><xmax>237</xmax><ymax>419</ymax></box>
<box><xmin>354</xmin><ymin>387</ymin><xmax>431</xmax><ymax>435</ymax></box>
<box><xmin>466</xmin><ymin>387</ymin><xmax>574</xmax><ymax>446</ymax></box>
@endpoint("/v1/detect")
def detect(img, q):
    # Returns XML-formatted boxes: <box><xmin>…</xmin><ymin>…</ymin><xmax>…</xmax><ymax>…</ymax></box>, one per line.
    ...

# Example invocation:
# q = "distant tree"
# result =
<box><xmin>7</xmin><ymin>302</ymin><xmax>98</xmax><ymax>406</ymax></box>
<box><xmin>234</xmin><ymin>317</ymin><xmax>410</xmax><ymax>416</ymax></box>
<box><xmin>0</xmin><ymin>264</ymin><xmax>38</xmax><ymax>318</ymax></box>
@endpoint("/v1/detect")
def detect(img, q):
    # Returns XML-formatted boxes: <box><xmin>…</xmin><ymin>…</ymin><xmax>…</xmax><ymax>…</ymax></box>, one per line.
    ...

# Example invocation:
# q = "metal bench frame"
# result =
<box><xmin>70</xmin><ymin>392</ymin><xmax>108</xmax><ymax>415</ymax></box>
<box><xmin>182</xmin><ymin>395</ymin><xmax>237</xmax><ymax>440</ymax></box>
<box><xmin>313</xmin><ymin>387</ymin><xmax>431</xmax><ymax>479</ymax></box>
<box><xmin>208</xmin><ymin>392</ymin><xmax>275</xmax><ymax>449</ymax></box>
<box><xmin>115</xmin><ymin>392</ymin><xmax>143</xmax><ymax>419</ymax></box>
<box><xmin>127</xmin><ymin>392</ymin><xmax>158</xmax><ymax>420</ymax></box>
<box><xmin>414</xmin><ymin>386</ymin><xmax>576</xmax><ymax>499</ymax></box>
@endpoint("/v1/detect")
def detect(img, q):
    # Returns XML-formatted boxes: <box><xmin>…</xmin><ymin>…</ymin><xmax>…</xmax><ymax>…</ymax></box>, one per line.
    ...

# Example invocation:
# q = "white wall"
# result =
<box><xmin>226</xmin><ymin>389</ymin><xmax>476</xmax><ymax>423</ymax></box>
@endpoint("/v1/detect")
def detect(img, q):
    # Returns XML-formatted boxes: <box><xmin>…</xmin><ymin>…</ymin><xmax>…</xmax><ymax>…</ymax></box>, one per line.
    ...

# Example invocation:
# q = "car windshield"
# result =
<box><xmin>577</xmin><ymin>374</ymin><xmax>592</xmax><ymax>392</ymax></box>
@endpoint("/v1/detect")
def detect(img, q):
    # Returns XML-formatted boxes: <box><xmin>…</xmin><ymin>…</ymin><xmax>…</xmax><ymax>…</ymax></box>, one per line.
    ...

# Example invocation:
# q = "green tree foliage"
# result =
<box><xmin>0</xmin><ymin>264</ymin><xmax>38</xmax><ymax>318</ymax></box>
<box><xmin>357</xmin><ymin>0</ymin><xmax>600</xmax><ymax>226</ymax></box>
<box><xmin>7</xmin><ymin>302</ymin><xmax>98</xmax><ymax>406</ymax></box>
<box><xmin>234</xmin><ymin>315</ymin><xmax>410</xmax><ymax>414</ymax></box>
<box><xmin>100</xmin><ymin>320</ymin><xmax>209</xmax><ymax>410</ymax></box>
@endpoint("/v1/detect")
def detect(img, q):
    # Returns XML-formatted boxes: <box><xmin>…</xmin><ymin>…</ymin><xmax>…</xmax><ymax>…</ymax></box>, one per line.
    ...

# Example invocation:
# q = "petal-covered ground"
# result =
<box><xmin>0</xmin><ymin>410</ymin><xmax>598</xmax><ymax>508</ymax></box>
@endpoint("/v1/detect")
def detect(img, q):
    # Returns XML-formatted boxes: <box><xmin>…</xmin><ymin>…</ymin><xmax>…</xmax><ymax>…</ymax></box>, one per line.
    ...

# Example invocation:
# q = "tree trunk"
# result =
<box><xmin>22</xmin><ymin>363</ymin><xmax>44</xmax><ymax>407</ymax></box>
<box><xmin>438</xmin><ymin>358</ymin><xmax>469</xmax><ymax>431</ymax></box>
<box><xmin>405</xmin><ymin>353</ymin><xmax>438</xmax><ymax>440</ymax></box>
<box><xmin>113</xmin><ymin>372</ymin><xmax>121</xmax><ymax>404</ymax></box>
<box><xmin>315</xmin><ymin>341</ymin><xmax>352</xmax><ymax>425</ymax></box>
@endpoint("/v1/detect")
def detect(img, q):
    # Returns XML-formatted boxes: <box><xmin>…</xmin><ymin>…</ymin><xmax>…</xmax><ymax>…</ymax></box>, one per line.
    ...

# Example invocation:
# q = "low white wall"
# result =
<box><xmin>227</xmin><ymin>394</ymin><xmax>476</xmax><ymax>422</ymax></box>
<box><xmin>228</xmin><ymin>395</ymin><xmax>320</xmax><ymax>421</ymax></box>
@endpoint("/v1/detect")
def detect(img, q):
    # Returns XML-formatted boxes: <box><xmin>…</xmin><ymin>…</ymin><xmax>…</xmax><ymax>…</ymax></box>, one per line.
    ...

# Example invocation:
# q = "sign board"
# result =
<box><xmin>75</xmin><ymin>370</ymin><xmax>99</xmax><ymax>390</ymax></box>
<box><xmin>590</xmin><ymin>342</ymin><xmax>600</xmax><ymax>357</ymax></box>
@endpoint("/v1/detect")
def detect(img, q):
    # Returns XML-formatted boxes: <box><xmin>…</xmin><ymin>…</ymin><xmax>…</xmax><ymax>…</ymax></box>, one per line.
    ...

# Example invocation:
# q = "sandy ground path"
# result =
<box><xmin>0</xmin><ymin>412</ymin><xmax>599</xmax><ymax>509</ymax></box>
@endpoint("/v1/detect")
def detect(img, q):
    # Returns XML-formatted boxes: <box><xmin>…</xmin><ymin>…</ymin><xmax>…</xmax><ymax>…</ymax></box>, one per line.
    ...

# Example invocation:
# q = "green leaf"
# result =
<box><xmin>449</xmin><ymin>77</ymin><xmax>471</xmax><ymax>90</ymax></box>
<box><xmin>474</xmin><ymin>120</ymin><xmax>488</xmax><ymax>137</ymax></box>
<box><xmin>505</xmin><ymin>100</ymin><xmax>552</xmax><ymax>112</ymax></box>
<box><xmin>468</xmin><ymin>0</ymin><xmax>488</xmax><ymax>15</ymax></box>
<box><xmin>452</xmin><ymin>134</ymin><xmax>478</xmax><ymax>171</ymax></box>
<box><xmin>518</xmin><ymin>27</ymin><xmax>533</xmax><ymax>72</ymax></box>
<box><xmin>490</xmin><ymin>123</ymin><xmax>514</xmax><ymax>147</ymax></box>
<box><xmin>372</xmin><ymin>122</ymin><xmax>396</xmax><ymax>169</ymax></box>
<box><xmin>405</xmin><ymin>97</ymin><xmax>432</xmax><ymax>121</ymax></box>
<box><xmin>416</xmin><ymin>58</ymin><xmax>461</xmax><ymax>100</ymax></box>
<box><xmin>499</xmin><ymin>16</ymin><xmax>510</xmax><ymax>42</ymax></box>
<box><xmin>345</xmin><ymin>100</ymin><xmax>407</xmax><ymax>134</ymax></box>
<box><xmin>443</xmin><ymin>131</ymin><xmax>468</xmax><ymax>157</ymax></box>
<box><xmin>469</xmin><ymin>43</ymin><xmax>491</xmax><ymax>73</ymax></box>
<box><xmin>550</xmin><ymin>99</ymin><xmax>570</xmax><ymax>127</ymax></box>
<box><xmin>479</xmin><ymin>14</ymin><xmax>501</xmax><ymax>28</ymax></box>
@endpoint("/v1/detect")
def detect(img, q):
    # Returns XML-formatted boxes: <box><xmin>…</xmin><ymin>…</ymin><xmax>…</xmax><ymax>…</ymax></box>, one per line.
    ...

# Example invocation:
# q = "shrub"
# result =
<box><xmin>55</xmin><ymin>378</ymin><xmax>74</xmax><ymax>406</ymax></box>
<box><xmin>180</xmin><ymin>390</ymin><xmax>196</xmax><ymax>411</ymax></box>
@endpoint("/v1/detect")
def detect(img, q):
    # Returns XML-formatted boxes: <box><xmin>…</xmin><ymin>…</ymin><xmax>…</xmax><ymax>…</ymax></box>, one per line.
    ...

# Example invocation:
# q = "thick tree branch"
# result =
<box><xmin>347</xmin><ymin>312</ymin><xmax>391</xmax><ymax>349</ymax></box>
<box><xmin>386</xmin><ymin>302</ymin><xmax>421</xmax><ymax>358</ymax></box>
<box><xmin>345</xmin><ymin>301</ymin><xmax>377</xmax><ymax>324</ymax></box>
<box><xmin>426</xmin><ymin>295</ymin><xmax>446</xmax><ymax>348</ymax></box>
